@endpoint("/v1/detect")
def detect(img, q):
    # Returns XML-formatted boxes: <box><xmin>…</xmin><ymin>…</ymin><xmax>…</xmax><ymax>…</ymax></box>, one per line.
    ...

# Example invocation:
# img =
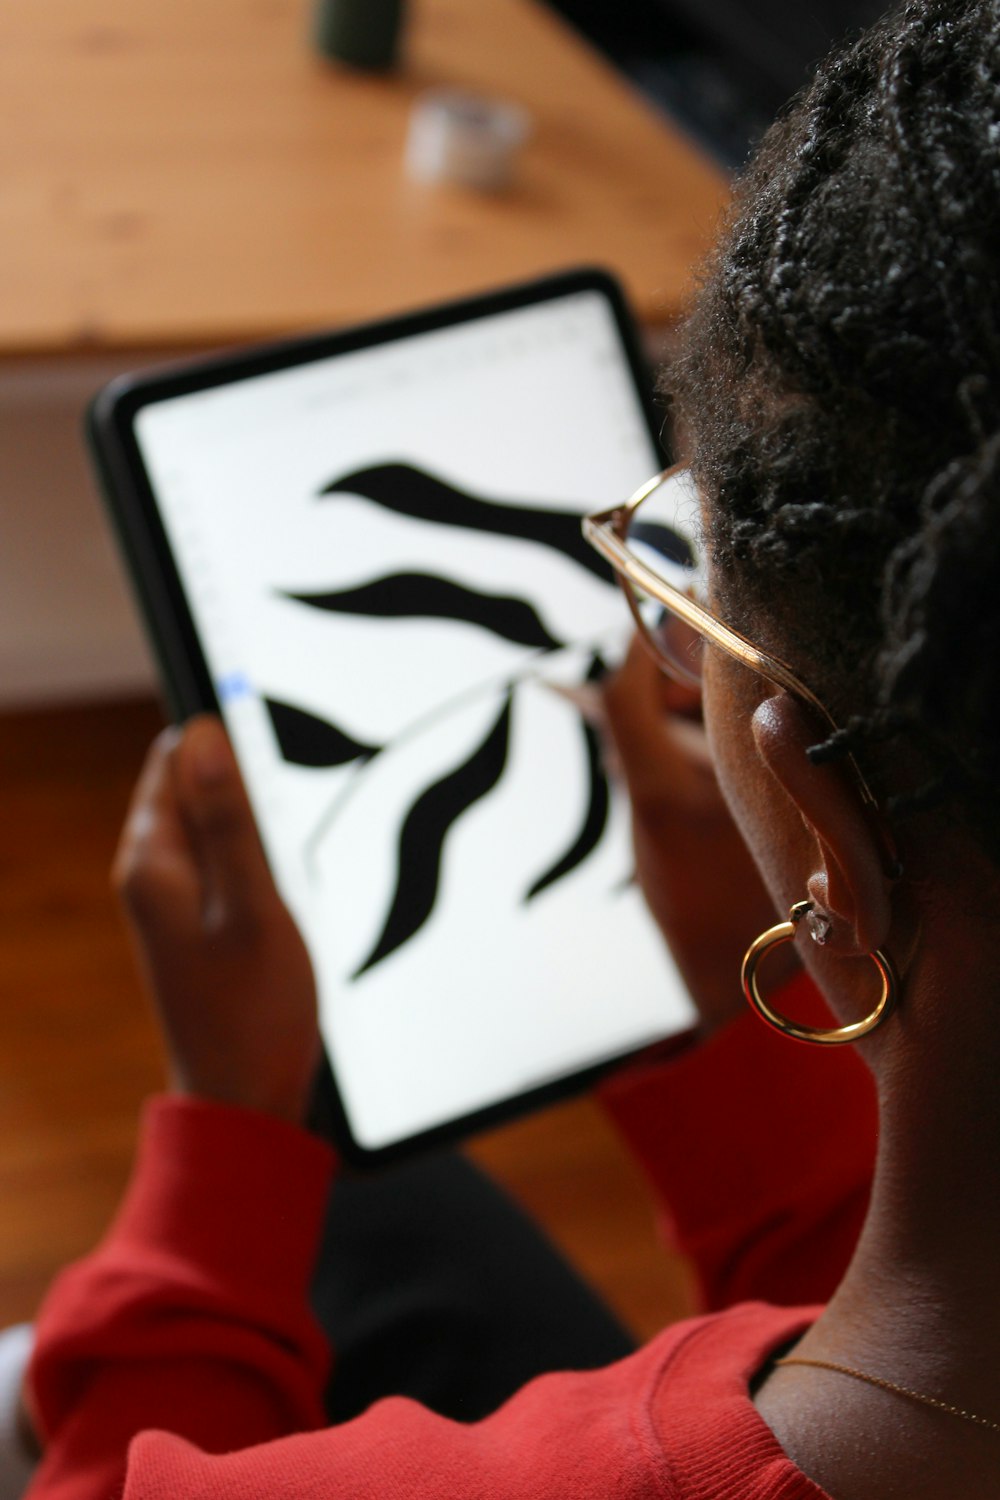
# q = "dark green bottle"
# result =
<box><xmin>312</xmin><ymin>0</ymin><xmax>405</xmax><ymax>70</ymax></box>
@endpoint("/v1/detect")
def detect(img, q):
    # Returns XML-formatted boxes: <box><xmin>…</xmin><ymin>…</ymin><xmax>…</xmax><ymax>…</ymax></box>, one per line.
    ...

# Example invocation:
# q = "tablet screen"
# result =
<box><xmin>129</xmin><ymin>284</ymin><xmax>696</xmax><ymax>1151</ymax></box>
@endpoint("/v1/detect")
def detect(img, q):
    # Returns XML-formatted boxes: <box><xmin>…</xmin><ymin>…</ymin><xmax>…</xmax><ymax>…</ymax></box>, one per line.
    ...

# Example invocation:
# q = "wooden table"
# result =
<box><xmin>0</xmin><ymin>0</ymin><xmax>727</xmax><ymax>703</ymax></box>
<box><xmin>0</xmin><ymin>0</ymin><xmax>726</xmax><ymax>352</ymax></box>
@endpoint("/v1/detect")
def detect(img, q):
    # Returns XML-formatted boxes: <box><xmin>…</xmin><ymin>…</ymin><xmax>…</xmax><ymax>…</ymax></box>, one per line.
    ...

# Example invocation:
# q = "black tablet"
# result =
<box><xmin>88</xmin><ymin>267</ymin><xmax>696</xmax><ymax>1165</ymax></box>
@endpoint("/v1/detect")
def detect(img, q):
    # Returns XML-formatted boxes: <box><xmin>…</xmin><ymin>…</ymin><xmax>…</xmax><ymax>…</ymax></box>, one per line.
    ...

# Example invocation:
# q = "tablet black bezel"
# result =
<box><xmin>87</xmin><ymin>265</ymin><xmax>676</xmax><ymax>1168</ymax></box>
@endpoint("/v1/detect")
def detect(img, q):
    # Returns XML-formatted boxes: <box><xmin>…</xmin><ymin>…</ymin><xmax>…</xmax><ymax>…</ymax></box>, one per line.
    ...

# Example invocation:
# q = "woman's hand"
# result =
<box><xmin>114</xmin><ymin>717</ymin><xmax>321</xmax><ymax>1125</ymax></box>
<box><xmin>602</xmin><ymin>636</ymin><xmax>793</xmax><ymax>1037</ymax></box>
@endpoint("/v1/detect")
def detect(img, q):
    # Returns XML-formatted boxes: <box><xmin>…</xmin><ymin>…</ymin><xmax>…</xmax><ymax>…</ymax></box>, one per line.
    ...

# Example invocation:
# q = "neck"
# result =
<box><xmin>801</xmin><ymin>916</ymin><xmax>1000</xmax><ymax>1402</ymax></box>
<box><xmin>751</xmin><ymin>832</ymin><xmax>1000</xmax><ymax>1496</ymax></box>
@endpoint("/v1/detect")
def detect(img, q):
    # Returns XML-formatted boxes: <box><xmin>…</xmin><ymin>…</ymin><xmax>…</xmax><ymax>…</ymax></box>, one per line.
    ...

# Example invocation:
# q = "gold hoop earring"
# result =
<box><xmin>741</xmin><ymin>900</ymin><xmax>898</xmax><ymax>1046</ymax></box>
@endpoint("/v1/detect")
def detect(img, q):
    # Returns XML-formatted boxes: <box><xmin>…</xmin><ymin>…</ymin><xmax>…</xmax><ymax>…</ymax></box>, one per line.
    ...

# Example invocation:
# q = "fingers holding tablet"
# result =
<box><xmin>115</xmin><ymin>719</ymin><xmax>321</xmax><ymax>1126</ymax></box>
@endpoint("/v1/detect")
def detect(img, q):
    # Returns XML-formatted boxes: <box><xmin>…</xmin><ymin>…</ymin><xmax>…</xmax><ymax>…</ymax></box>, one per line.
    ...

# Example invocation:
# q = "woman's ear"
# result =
<box><xmin>751</xmin><ymin>694</ymin><xmax>893</xmax><ymax>954</ymax></box>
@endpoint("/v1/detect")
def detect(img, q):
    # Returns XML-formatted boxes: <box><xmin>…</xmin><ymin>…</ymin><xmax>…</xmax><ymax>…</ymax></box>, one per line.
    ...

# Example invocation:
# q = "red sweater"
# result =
<box><xmin>26</xmin><ymin>976</ymin><xmax>877</xmax><ymax>1499</ymax></box>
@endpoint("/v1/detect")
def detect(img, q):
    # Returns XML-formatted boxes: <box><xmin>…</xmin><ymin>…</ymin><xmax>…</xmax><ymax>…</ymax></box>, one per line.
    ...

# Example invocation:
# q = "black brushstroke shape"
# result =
<box><xmin>284</xmin><ymin>572</ymin><xmax>563</xmax><ymax>652</ymax></box>
<box><xmin>353</xmin><ymin>695</ymin><xmax>513</xmax><ymax>979</ymax></box>
<box><xmin>630</xmin><ymin>519</ymin><xmax>694</xmax><ymax>570</ymax></box>
<box><xmin>318</xmin><ymin>462</ymin><xmax>614</xmax><ymax>586</ymax></box>
<box><xmin>523</xmin><ymin>653</ymin><xmax>610</xmax><ymax>902</ymax></box>
<box><xmin>265</xmin><ymin>698</ymin><xmax>380</xmax><ymax>768</ymax></box>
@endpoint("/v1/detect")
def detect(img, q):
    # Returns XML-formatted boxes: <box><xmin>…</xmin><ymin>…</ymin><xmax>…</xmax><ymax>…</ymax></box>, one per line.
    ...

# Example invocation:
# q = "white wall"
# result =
<box><xmin>0</xmin><ymin>357</ymin><xmax>167</xmax><ymax>708</ymax></box>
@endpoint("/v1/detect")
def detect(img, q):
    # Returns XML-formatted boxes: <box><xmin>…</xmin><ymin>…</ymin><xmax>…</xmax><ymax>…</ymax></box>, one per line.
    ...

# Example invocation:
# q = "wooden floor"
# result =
<box><xmin>0</xmin><ymin>697</ymin><xmax>693</xmax><ymax>1342</ymax></box>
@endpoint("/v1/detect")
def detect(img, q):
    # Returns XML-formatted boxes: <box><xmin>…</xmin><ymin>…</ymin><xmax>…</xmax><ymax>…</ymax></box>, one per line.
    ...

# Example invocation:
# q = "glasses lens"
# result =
<box><xmin>623</xmin><ymin>470</ymin><xmax>706</xmax><ymax>685</ymax></box>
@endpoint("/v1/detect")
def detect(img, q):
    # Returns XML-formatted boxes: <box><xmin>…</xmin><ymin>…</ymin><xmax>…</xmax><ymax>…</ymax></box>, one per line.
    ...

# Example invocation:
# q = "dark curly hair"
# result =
<box><xmin>670</xmin><ymin>0</ymin><xmax>1000</xmax><ymax>855</ymax></box>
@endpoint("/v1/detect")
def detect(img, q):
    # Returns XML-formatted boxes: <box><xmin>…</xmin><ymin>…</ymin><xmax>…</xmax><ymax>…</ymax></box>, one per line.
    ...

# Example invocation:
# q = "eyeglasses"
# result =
<box><xmin>582</xmin><ymin>462</ymin><xmax>883</xmax><ymax>816</ymax></box>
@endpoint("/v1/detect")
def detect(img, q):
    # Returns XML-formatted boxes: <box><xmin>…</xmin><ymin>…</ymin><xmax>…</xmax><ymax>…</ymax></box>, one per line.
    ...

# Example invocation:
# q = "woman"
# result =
<box><xmin>15</xmin><ymin>0</ymin><xmax>1000</xmax><ymax>1493</ymax></box>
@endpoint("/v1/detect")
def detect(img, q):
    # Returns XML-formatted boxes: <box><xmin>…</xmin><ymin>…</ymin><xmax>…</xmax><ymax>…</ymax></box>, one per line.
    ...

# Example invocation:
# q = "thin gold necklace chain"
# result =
<box><xmin>776</xmin><ymin>1357</ymin><xmax>1000</xmax><ymax>1435</ymax></box>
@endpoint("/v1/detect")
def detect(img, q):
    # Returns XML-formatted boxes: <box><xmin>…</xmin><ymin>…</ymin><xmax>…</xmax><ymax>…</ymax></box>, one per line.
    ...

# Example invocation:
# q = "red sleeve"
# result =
<box><xmin>26</xmin><ymin>1096</ymin><xmax>335</xmax><ymax>1500</ymax></box>
<box><xmin>599</xmin><ymin>972</ymin><xmax>878</xmax><ymax>1311</ymax></box>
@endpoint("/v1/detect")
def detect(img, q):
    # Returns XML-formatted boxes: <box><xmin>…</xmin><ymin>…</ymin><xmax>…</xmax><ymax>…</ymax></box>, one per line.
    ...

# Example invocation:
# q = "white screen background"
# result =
<box><xmin>135</xmin><ymin>290</ymin><xmax>696</xmax><ymax>1148</ymax></box>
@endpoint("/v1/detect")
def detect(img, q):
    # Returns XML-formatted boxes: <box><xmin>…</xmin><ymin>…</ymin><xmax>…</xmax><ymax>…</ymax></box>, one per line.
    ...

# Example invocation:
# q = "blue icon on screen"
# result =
<box><xmin>217</xmin><ymin>671</ymin><xmax>253</xmax><ymax>703</ymax></box>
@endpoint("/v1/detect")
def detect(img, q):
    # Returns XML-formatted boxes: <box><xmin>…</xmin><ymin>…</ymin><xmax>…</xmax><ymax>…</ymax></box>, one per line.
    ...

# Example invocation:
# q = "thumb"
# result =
<box><xmin>173</xmin><ymin>717</ymin><xmax>275</xmax><ymax>923</ymax></box>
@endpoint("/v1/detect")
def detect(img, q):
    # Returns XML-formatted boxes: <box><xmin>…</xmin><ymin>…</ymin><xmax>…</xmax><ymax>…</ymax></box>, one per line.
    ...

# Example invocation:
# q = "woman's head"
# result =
<box><xmin>671</xmin><ymin>0</ymin><xmax>1000</xmax><ymax>863</ymax></box>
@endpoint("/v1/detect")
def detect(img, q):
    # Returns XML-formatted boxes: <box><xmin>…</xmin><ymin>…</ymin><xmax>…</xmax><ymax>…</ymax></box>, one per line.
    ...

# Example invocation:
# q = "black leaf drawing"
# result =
<box><xmin>283</xmin><ymin>572</ymin><xmax>563</xmax><ymax>653</ymax></box>
<box><xmin>523</xmin><ymin>654</ymin><xmax>610</xmax><ymax>902</ymax></box>
<box><xmin>523</xmin><ymin>722</ymin><xmax>608</xmax><ymax>902</ymax></box>
<box><xmin>353</xmin><ymin>694</ymin><xmax>513</xmax><ymax>979</ymax></box>
<box><xmin>265</xmin><ymin>698</ymin><xmax>381</xmax><ymax>768</ymax></box>
<box><xmin>318</xmin><ymin>462</ymin><xmax>614</xmax><ymax>586</ymax></box>
<box><xmin>267</xmin><ymin>464</ymin><xmax>629</xmax><ymax>978</ymax></box>
<box><xmin>629</xmin><ymin>518</ymin><xmax>695</xmax><ymax>569</ymax></box>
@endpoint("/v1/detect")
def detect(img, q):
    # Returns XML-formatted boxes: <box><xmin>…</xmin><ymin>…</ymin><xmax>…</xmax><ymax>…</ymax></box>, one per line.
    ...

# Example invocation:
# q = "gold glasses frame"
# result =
<box><xmin>581</xmin><ymin>461</ymin><xmax>883</xmax><ymax>816</ymax></box>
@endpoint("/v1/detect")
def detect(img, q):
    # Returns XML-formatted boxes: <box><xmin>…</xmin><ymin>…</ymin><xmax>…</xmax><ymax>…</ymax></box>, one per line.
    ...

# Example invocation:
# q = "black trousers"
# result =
<box><xmin>312</xmin><ymin>1150</ymin><xmax>636</xmax><ymax>1424</ymax></box>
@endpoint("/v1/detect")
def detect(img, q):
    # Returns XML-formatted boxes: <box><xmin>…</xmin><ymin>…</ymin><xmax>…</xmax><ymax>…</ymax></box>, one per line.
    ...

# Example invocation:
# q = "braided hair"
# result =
<box><xmin>671</xmin><ymin>0</ymin><xmax>1000</xmax><ymax>853</ymax></box>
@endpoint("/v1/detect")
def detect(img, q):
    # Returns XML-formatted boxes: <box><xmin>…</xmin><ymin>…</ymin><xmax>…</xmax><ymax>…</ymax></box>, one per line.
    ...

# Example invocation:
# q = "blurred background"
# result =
<box><xmin>550</xmin><ymin>0</ymin><xmax>886</xmax><ymax>166</ymax></box>
<box><xmin>0</xmin><ymin>0</ymin><xmax>883</xmax><ymax>1339</ymax></box>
